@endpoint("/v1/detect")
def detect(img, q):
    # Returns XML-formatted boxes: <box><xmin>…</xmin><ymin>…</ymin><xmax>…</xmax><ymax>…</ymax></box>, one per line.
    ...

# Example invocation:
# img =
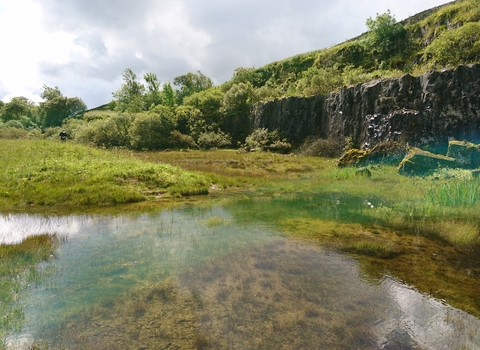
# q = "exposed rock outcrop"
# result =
<box><xmin>249</xmin><ymin>64</ymin><xmax>480</xmax><ymax>149</ymax></box>
<box><xmin>398</xmin><ymin>148</ymin><xmax>456</xmax><ymax>175</ymax></box>
<box><xmin>447</xmin><ymin>140</ymin><xmax>480</xmax><ymax>168</ymax></box>
<box><xmin>337</xmin><ymin>141</ymin><xmax>407</xmax><ymax>167</ymax></box>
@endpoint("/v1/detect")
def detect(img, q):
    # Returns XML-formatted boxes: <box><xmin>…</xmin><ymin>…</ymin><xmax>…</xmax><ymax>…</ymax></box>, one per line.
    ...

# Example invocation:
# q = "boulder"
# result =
<box><xmin>337</xmin><ymin>141</ymin><xmax>407</xmax><ymax>167</ymax></box>
<box><xmin>447</xmin><ymin>140</ymin><xmax>480</xmax><ymax>169</ymax></box>
<box><xmin>398</xmin><ymin>147</ymin><xmax>456</xmax><ymax>175</ymax></box>
<box><xmin>337</xmin><ymin>149</ymin><xmax>367</xmax><ymax>167</ymax></box>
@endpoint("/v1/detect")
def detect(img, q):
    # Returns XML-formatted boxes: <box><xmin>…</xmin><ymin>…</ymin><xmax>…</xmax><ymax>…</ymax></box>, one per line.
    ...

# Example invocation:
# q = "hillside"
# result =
<box><xmin>226</xmin><ymin>0</ymin><xmax>479</xmax><ymax>98</ymax></box>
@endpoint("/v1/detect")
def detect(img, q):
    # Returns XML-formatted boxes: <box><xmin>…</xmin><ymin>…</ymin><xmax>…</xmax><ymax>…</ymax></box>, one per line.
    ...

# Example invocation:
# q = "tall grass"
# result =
<box><xmin>425</xmin><ymin>180</ymin><xmax>479</xmax><ymax>207</ymax></box>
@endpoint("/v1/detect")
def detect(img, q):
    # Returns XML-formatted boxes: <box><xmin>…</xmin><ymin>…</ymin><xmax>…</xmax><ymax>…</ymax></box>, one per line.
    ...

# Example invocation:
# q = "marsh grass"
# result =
<box><xmin>425</xmin><ymin>179</ymin><xmax>479</xmax><ymax>207</ymax></box>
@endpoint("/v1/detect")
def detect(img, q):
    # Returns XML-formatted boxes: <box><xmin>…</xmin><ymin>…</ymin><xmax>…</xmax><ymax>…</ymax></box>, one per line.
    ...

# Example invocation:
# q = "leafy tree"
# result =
<box><xmin>144</xmin><ymin>72</ymin><xmax>162</xmax><ymax>109</ymax></box>
<box><xmin>1</xmin><ymin>96</ymin><xmax>38</xmax><ymax>127</ymax></box>
<box><xmin>364</xmin><ymin>10</ymin><xmax>406</xmax><ymax>65</ymax></box>
<box><xmin>173</xmin><ymin>71</ymin><xmax>213</xmax><ymax>105</ymax></box>
<box><xmin>129</xmin><ymin>106</ymin><xmax>177</xmax><ymax>150</ymax></box>
<box><xmin>41</xmin><ymin>86</ymin><xmax>62</xmax><ymax>100</ymax></box>
<box><xmin>112</xmin><ymin>68</ymin><xmax>145</xmax><ymax>112</ymax></box>
<box><xmin>220</xmin><ymin>82</ymin><xmax>255</xmax><ymax>117</ymax></box>
<box><xmin>161</xmin><ymin>82</ymin><xmax>176</xmax><ymax>107</ymax></box>
<box><xmin>40</xmin><ymin>85</ymin><xmax>87</xmax><ymax>127</ymax></box>
<box><xmin>183</xmin><ymin>87</ymin><xmax>224</xmax><ymax>120</ymax></box>
<box><xmin>223</xmin><ymin>67</ymin><xmax>266</xmax><ymax>90</ymax></box>
<box><xmin>175</xmin><ymin>106</ymin><xmax>205</xmax><ymax>140</ymax></box>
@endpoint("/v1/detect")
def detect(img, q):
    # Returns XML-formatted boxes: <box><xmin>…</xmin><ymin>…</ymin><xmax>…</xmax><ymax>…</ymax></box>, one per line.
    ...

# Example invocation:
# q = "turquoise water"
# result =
<box><xmin>2</xmin><ymin>199</ymin><xmax>480</xmax><ymax>349</ymax></box>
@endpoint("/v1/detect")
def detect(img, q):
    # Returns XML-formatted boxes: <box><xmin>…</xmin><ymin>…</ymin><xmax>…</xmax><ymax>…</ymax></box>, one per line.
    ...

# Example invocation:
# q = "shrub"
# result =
<box><xmin>168</xmin><ymin>130</ymin><xmax>196</xmax><ymax>149</ymax></box>
<box><xmin>0</xmin><ymin>127</ymin><xmax>28</xmax><ymax>139</ymax></box>
<box><xmin>129</xmin><ymin>110</ymin><xmax>177</xmax><ymax>150</ymax></box>
<box><xmin>293</xmin><ymin>65</ymin><xmax>344</xmax><ymax>97</ymax></box>
<box><xmin>73</xmin><ymin>114</ymin><xmax>133</xmax><ymax>148</ymax></box>
<box><xmin>196</xmin><ymin>130</ymin><xmax>232</xmax><ymax>149</ymax></box>
<box><xmin>297</xmin><ymin>136</ymin><xmax>346</xmax><ymax>158</ymax></box>
<box><xmin>43</xmin><ymin>127</ymin><xmax>63</xmax><ymax>139</ymax></box>
<box><xmin>244</xmin><ymin>128</ymin><xmax>291</xmax><ymax>153</ymax></box>
<box><xmin>3</xmin><ymin>120</ymin><xmax>24</xmax><ymax>129</ymax></box>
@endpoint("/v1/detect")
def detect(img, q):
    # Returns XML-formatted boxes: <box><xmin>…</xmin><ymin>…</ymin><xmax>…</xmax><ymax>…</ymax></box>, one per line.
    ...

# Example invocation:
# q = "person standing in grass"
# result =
<box><xmin>59</xmin><ymin>129</ymin><xmax>68</xmax><ymax>142</ymax></box>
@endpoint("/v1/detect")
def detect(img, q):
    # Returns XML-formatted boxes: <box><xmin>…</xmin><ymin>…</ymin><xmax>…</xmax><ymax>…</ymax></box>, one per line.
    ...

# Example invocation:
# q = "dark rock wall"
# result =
<box><xmin>249</xmin><ymin>94</ymin><xmax>324</xmax><ymax>145</ymax></box>
<box><xmin>249</xmin><ymin>64</ymin><xmax>480</xmax><ymax>149</ymax></box>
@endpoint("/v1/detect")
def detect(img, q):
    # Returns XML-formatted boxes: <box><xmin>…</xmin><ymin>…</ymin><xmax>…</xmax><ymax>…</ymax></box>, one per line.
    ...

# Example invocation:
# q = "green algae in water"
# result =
<box><xmin>2</xmin><ymin>196</ymin><xmax>480</xmax><ymax>349</ymax></box>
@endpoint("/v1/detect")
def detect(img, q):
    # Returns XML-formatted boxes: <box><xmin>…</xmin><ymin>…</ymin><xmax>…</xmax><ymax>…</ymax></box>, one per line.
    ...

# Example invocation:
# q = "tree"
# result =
<box><xmin>220</xmin><ymin>82</ymin><xmax>255</xmax><ymax>117</ymax></box>
<box><xmin>183</xmin><ymin>87</ymin><xmax>224</xmax><ymax>120</ymax></box>
<box><xmin>161</xmin><ymin>82</ymin><xmax>176</xmax><ymax>107</ymax></box>
<box><xmin>364</xmin><ymin>10</ymin><xmax>406</xmax><ymax>65</ymax></box>
<box><xmin>173</xmin><ymin>71</ymin><xmax>213</xmax><ymax>105</ymax></box>
<box><xmin>1</xmin><ymin>97</ymin><xmax>38</xmax><ymax>127</ymax></box>
<box><xmin>112</xmin><ymin>68</ymin><xmax>145</xmax><ymax>112</ymax></box>
<box><xmin>40</xmin><ymin>85</ymin><xmax>86</xmax><ymax>127</ymax></box>
<box><xmin>129</xmin><ymin>107</ymin><xmax>177</xmax><ymax>150</ymax></box>
<box><xmin>144</xmin><ymin>72</ymin><xmax>162</xmax><ymax>109</ymax></box>
<box><xmin>175</xmin><ymin>105</ymin><xmax>205</xmax><ymax>140</ymax></box>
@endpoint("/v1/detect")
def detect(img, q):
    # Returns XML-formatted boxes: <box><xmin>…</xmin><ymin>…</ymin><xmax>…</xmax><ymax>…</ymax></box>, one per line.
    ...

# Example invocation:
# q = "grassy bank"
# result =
<box><xmin>0</xmin><ymin>140</ymin><xmax>210</xmax><ymax>210</ymax></box>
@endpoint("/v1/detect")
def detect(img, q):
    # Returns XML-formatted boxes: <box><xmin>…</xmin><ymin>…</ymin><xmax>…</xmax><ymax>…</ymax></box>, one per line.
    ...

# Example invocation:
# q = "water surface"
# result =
<box><xmin>2</xmin><ymin>198</ymin><xmax>480</xmax><ymax>349</ymax></box>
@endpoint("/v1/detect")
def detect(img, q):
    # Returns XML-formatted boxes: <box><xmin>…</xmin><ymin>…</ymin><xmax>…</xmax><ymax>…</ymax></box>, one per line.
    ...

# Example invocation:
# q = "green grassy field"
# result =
<box><xmin>0</xmin><ymin>139</ymin><xmax>210</xmax><ymax>210</ymax></box>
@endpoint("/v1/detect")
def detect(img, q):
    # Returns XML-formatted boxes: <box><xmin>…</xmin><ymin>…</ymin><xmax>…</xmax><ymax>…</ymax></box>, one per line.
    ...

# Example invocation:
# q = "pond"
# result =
<box><xmin>2</xmin><ymin>194</ymin><xmax>480</xmax><ymax>349</ymax></box>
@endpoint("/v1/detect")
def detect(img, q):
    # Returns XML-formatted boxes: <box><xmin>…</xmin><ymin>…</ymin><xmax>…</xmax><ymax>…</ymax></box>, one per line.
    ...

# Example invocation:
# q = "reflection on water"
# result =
<box><xmin>2</xmin><ymin>203</ymin><xmax>480</xmax><ymax>349</ymax></box>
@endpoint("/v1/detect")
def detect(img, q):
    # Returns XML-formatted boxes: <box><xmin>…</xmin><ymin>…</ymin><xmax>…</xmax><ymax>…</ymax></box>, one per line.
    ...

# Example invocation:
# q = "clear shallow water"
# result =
<box><xmin>2</xmin><ymin>203</ymin><xmax>480</xmax><ymax>349</ymax></box>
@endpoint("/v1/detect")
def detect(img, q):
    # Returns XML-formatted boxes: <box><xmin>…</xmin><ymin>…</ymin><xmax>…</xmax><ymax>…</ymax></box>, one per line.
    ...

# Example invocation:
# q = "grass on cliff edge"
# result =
<box><xmin>0</xmin><ymin>139</ymin><xmax>210</xmax><ymax>209</ymax></box>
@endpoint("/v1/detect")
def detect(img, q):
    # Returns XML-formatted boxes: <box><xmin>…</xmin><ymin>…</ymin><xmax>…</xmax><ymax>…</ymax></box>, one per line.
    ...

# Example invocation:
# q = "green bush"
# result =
<box><xmin>297</xmin><ymin>136</ymin><xmax>346</xmax><ymax>158</ymax></box>
<box><xmin>168</xmin><ymin>130</ymin><xmax>196</xmax><ymax>149</ymax></box>
<box><xmin>73</xmin><ymin>114</ymin><xmax>133</xmax><ymax>148</ymax></box>
<box><xmin>0</xmin><ymin>127</ymin><xmax>28</xmax><ymax>139</ymax></box>
<box><xmin>196</xmin><ymin>130</ymin><xmax>232</xmax><ymax>149</ymax></box>
<box><xmin>3</xmin><ymin>120</ymin><xmax>24</xmax><ymax>129</ymax></box>
<box><xmin>129</xmin><ymin>110</ymin><xmax>177</xmax><ymax>150</ymax></box>
<box><xmin>245</xmin><ymin>128</ymin><xmax>291</xmax><ymax>153</ymax></box>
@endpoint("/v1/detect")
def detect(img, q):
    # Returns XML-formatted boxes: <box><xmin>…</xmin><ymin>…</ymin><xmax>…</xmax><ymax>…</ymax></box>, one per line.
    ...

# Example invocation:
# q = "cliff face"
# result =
<box><xmin>249</xmin><ymin>64</ymin><xmax>480</xmax><ymax>149</ymax></box>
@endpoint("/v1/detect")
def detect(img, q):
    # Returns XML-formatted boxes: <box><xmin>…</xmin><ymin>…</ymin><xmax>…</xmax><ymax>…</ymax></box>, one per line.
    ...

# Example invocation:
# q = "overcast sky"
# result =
<box><xmin>0</xmin><ymin>0</ymin><xmax>450</xmax><ymax>108</ymax></box>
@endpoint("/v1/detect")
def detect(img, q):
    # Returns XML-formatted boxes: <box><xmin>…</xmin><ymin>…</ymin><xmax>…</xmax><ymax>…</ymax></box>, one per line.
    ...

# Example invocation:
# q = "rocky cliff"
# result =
<box><xmin>249</xmin><ymin>64</ymin><xmax>480</xmax><ymax>150</ymax></box>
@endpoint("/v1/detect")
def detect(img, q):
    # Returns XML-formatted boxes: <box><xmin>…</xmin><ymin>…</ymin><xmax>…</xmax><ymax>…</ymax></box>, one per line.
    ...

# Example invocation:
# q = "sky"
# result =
<box><xmin>0</xmin><ymin>0</ymin><xmax>451</xmax><ymax>109</ymax></box>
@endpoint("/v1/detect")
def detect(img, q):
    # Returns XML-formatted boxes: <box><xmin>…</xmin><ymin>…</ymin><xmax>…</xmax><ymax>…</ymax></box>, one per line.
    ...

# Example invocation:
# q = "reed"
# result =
<box><xmin>425</xmin><ymin>179</ymin><xmax>479</xmax><ymax>207</ymax></box>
